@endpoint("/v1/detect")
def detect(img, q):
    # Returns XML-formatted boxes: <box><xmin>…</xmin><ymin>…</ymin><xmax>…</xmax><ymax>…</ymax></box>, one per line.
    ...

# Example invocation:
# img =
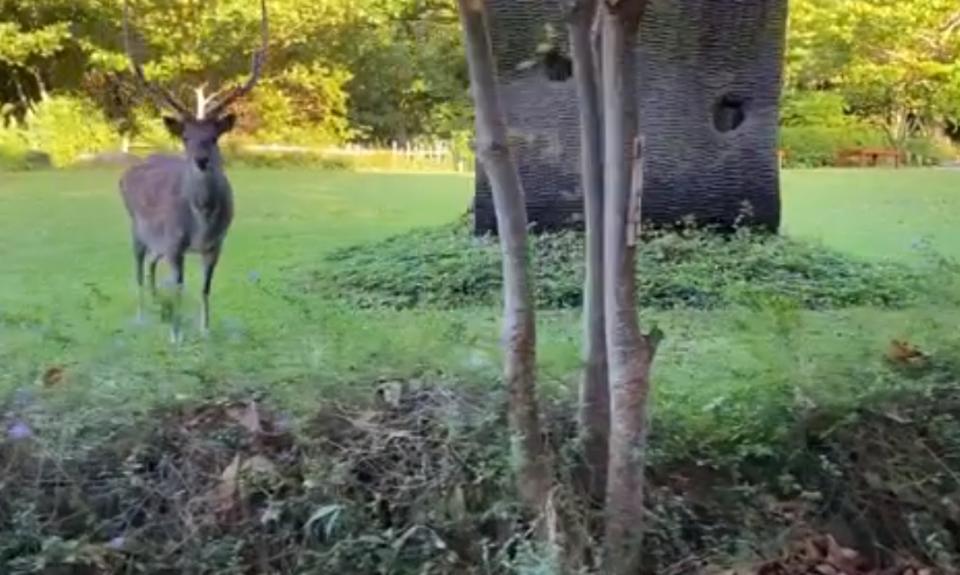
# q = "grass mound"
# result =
<box><xmin>2</xmin><ymin>377</ymin><xmax>956</xmax><ymax>574</ymax></box>
<box><xmin>308</xmin><ymin>221</ymin><xmax>920</xmax><ymax>311</ymax></box>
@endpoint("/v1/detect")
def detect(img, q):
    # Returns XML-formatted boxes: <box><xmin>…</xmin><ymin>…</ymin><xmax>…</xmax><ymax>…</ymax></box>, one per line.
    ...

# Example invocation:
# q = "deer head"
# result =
<box><xmin>122</xmin><ymin>0</ymin><xmax>268</xmax><ymax>172</ymax></box>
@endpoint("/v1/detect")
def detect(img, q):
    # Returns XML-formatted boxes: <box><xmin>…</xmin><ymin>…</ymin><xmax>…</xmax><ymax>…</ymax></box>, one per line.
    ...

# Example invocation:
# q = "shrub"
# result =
<box><xmin>449</xmin><ymin>129</ymin><xmax>475</xmax><ymax>172</ymax></box>
<box><xmin>19</xmin><ymin>96</ymin><xmax>117</xmax><ymax>167</ymax></box>
<box><xmin>306</xmin><ymin>221</ymin><xmax>920</xmax><ymax>311</ymax></box>
<box><xmin>131</xmin><ymin>107</ymin><xmax>178</xmax><ymax>152</ymax></box>
<box><xmin>905</xmin><ymin>135</ymin><xmax>957</xmax><ymax>166</ymax></box>
<box><xmin>779</xmin><ymin>125</ymin><xmax>887</xmax><ymax>168</ymax></box>
<box><xmin>780</xmin><ymin>126</ymin><xmax>955</xmax><ymax>168</ymax></box>
<box><xmin>778</xmin><ymin>90</ymin><xmax>956</xmax><ymax>167</ymax></box>
<box><xmin>0</xmin><ymin>146</ymin><xmax>28</xmax><ymax>171</ymax></box>
<box><xmin>0</xmin><ymin>126</ymin><xmax>30</xmax><ymax>171</ymax></box>
<box><xmin>242</xmin><ymin>65</ymin><xmax>354</xmax><ymax>146</ymax></box>
<box><xmin>1</xmin><ymin>382</ymin><xmax>956</xmax><ymax>574</ymax></box>
<box><xmin>222</xmin><ymin>146</ymin><xmax>352</xmax><ymax>170</ymax></box>
<box><xmin>781</xmin><ymin>91</ymin><xmax>853</xmax><ymax>128</ymax></box>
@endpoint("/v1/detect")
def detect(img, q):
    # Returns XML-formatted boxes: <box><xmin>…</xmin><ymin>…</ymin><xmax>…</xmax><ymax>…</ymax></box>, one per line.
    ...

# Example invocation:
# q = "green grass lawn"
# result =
<box><xmin>783</xmin><ymin>168</ymin><xmax>960</xmax><ymax>261</ymax></box>
<box><xmin>0</xmin><ymin>169</ymin><xmax>474</xmax><ymax>411</ymax></box>
<box><xmin>1</xmin><ymin>167</ymin><xmax>959</xmax><ymax>439</ymax></box>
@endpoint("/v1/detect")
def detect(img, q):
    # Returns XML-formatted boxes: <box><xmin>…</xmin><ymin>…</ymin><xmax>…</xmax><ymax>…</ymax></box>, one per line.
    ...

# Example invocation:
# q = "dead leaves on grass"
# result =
<box><xmin>712</xmin><ymin>534</ymin><xmax>937</xmax><ymax>575</ymax></box>
<box><xmin>226</xmin><ymin>401</ymin><xmax>264</xmax><ymax>434</ymax></box>
<box><xmin>39</xmin><ymin>364</ymin><xmax>66</xmax><ymax>387</ymax></box>
<box><xmin>886</xmin><ymin>340</ymin><xmax>930</xmax><ymax>369</ymax></box>
<box><xmin>175</xmin><ymin>400</ymin><xmax>291</xmax><ymax>525</ymax></box>
<box><xmin>210</xmin><ymin>453</ymin><xmax>280</xmax><ymax>519</ymax></box>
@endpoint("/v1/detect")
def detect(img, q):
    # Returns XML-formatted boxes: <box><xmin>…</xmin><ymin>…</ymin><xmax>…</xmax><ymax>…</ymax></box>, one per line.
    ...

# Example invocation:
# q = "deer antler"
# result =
<box><xmin>122</xmin><ymin>0</ymin><xmax>191</xmax><ymax>117</ymax></box>
<box><xmin>205</xmin><ymin>0</ymin><xmax>269</xmax><ymax>118</ymax></box>
<box><xmin>193</xmin><ymin>82</ymin><xmax>229</xmax><ymax>119</ymax></box>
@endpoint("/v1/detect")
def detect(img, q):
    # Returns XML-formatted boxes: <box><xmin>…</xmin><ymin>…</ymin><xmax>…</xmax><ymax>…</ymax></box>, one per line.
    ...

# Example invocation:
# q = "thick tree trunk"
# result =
<box><xmin>456</xmin><ymin>0</ymin><xmax>553</xmax><ymax>513</ymax></box>
<box><xmin>599</xmin><ymin>1</ymin><xmax>659</xmax><ymax>573</ymax></box>
<box><xmin>473</xmin><ymin>0</ymin><xmax>787</xmax><ymax>236</ymax></box>
<box><xmin>565</xmin><ymin>0</ymin><xmax>609</xmax><ymax>506</ymax></box>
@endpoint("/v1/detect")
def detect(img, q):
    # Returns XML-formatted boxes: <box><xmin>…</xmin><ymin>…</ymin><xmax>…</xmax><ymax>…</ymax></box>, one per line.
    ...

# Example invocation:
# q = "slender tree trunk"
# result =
<box><xmin>13</xmin><ymin>76</ymin><xmax>29</xmax><ymax>112</ymax></box>
<box><xmin>456</xmin><ymin>0</ymin><xmax>553</xmax><ymax>513</ymax></box>
<box><xmin>30</xmin><ymin>68</ymin><xmax>48</xmax><ymax>102</ymax></box>
<box><xmin>883</xmin><ymin>107</ymin><xmax>914</xmax><ymax>165</ymax></box>
<box><xmin>565</xmin><ymin>0</ymin><xmax>609</xmax><ymax>506</ymax></box>
<box><xmin>599</xmin><ymin>1</ymin><xmax>659</xmax><ymax>573</ymax></box>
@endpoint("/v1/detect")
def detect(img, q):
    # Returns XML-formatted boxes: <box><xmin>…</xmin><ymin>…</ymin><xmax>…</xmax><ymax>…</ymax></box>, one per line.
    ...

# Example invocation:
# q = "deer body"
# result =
<box><xmin>120</xmin><ymin>0</ymin><xmax>266</xmax><ymax>342</ymax></box>
<box><xmin>122</xmin><ymin>154</ymin><xmax>234</xmax><ymax>258</ymax></box>
<box><xmin>122</xmin><ymin>149</ymin><xmax>234</xmax><ymax>340</ymax></box>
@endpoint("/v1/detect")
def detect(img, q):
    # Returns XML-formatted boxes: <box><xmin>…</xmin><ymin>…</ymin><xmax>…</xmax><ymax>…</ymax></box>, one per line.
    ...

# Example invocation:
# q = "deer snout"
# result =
<box><xmin>195</xmin><ymin>157</ymin><xmax>210</xmax><ymax>171</ymax></box>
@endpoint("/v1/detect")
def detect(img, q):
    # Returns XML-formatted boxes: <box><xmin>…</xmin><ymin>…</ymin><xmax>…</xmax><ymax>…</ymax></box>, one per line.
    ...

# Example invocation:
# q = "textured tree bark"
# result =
<box><xmin>565</xmin><ymin>0</ymin><xmax>609</xmax><ymax>507</ymax></box>
<box><xmin>599</xmin><ymin>1</ymin><xmax>659</xmax><ymax>573</ymax></box>
<box><xmin>474</xmin><ymin>0</ymin><xmax>788</xmax><ymax>236</ymax></box>
<box><xmin>456</xmin><ymin>0</ymin><xmax>553</xmax><ymax>513</ymax></box>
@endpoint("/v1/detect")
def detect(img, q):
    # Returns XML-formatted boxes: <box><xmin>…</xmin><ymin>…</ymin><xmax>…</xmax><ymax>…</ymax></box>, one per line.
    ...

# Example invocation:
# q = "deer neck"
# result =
<box><xmin>182</xmin><ymin>158</ymin><xmax>231</xmax><ymax>218</ymax></box>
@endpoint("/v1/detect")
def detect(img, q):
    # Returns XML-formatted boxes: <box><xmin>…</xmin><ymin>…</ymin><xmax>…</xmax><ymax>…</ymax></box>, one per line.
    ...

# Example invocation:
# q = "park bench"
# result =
<box><xmin>836</xmin><ymin>147</ymin><xmax>902</xmax><ymax>168</ymax></box>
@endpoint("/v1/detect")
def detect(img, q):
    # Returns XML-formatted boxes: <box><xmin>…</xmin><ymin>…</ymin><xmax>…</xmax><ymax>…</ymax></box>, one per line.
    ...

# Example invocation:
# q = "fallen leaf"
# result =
<box><xmin>227</xmin><ymin>402</ymin><xmax>262</xmax><ymax>434</ymax></box>
<box><xmin>446</xmin><ymin>485</ymin><xmax>467</xmax><ymax>521</ymax></box>
<box><xmin>883</xmin><ymin>410</ymin><xmax>912</xmax><ymax>425</ymax></box>
<box><xmin>214</xmin><ymin>455</ymin><xmax>242</xmax><ymax>514</ymax></box>
<box><xmin>260</xmin><ymin>503</ymin><xmax>282</xmax><ymax>525</ymax></box>
<box><xmin>304</xmin><ymin>504</ymin><xmax>343</xmax><ymax>539</ymax></box>
<box><xmin>41</xmin><ymin>365</ymin><xmax>66</xmax><ymax>387</ymax></box>
<box><xmin>886</xmin><ymin>340</ymin><xmax>929</xmax><ymax>367</ymax></box>
<box><xmin>242</xmin><ymin>455</ymin><xmax>278</xmax><ymax>477</ymax></box>
<box><xmin>821</xmin><ymin>535</ymin><xmax>869</xmax><ymax>573</ymax></box>
<box><xmin>376</xmin><ymin>381</ymin><xmax>404</xmax><ymax>409</ymax></box>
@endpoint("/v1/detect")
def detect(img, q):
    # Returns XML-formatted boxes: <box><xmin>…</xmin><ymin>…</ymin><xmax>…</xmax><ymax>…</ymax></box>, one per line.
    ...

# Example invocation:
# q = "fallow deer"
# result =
<box><xmin>119</xmin><ymin>0</ymin><xmax>267</xmax><ymax>342</ymax></box>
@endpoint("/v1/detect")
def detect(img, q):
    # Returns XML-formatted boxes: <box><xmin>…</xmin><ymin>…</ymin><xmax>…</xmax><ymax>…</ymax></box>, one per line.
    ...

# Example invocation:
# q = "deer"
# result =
<box><xmin>119</xmin><ymin>0</ymin><xmax>267</xmax><ymax>343</ymax></box>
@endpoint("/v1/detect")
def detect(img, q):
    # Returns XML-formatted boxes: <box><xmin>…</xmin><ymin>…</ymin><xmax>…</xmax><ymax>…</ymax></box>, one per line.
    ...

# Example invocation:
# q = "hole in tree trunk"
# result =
<box><xmin>541</xmin><ymin>48</ymin><xmax>573</xmax><ymax>82</ymax></box>
<box><xmin>713</xmin><ymin>94</ymin><xmax>746</xmax><ymax>133</ymax></box>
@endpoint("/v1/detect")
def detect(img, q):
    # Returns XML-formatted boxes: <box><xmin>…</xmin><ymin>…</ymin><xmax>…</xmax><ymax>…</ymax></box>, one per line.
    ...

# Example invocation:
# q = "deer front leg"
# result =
<box><xmin>201</xmin><ymin>249</ymin><xmax>221</xmax><ymax>335</ymax></box>
<box><xmin>168</xmin><ymin>254</ymin><xmax>185</xmax><ymax>344</ymax></box>
<box><xmin>134</xmin><ymin>240</ymin><xmax>147</xmax><ymax>323</ymax></box>
<box><xmin>148</xmin><ymin>255</ymin><xmax>160</xmax><ymax>298</ymax></box>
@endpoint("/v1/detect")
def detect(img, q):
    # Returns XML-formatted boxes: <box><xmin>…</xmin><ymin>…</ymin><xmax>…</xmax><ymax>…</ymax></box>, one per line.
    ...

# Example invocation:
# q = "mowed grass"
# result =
<box><xmin>0</xmin><ymin>169</ymin><xmax>476</xmax><ymax>411</ymax></box>
<box><xmin>1</xmin><ymin>167</ymin><xmax>960</xmax><ymax>442</ymax></box>
<box><xmin>782</xmin><ymin>168</ymin><xmax>960</xmax><ymax>261</ymax></box>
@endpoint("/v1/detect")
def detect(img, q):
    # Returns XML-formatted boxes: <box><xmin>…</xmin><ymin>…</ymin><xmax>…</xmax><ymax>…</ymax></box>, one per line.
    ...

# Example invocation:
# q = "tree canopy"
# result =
<box><xmin>0</xmin><ymin>0</ymin><xmax>468</xmax><ymax>145</ymax></box>
<box><xmin>0</xmin><ymin>0</ymin><xmax>957</xmax><ymax>149</ymax></box>
<box><xmin>786</xmin><ymin>0</ymin><xmax>960</xmax><ymax>147</ymax></box>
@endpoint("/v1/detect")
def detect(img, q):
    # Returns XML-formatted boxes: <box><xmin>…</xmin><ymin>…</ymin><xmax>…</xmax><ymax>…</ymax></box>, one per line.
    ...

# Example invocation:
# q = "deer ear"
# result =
<box><xmin>216</xmin><ymin>113</ymin><xmax>237</xmax><ymax>134</ymax></box>
<box><xmin>163</xmin><ymin>116</ymin><xmax>184</xmax><ymax>137</ymax></box>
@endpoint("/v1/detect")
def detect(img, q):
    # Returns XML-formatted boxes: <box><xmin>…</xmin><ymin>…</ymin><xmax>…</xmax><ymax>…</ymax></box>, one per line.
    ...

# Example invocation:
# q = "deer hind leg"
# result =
<box><xmin>148</xmin><ymin>254</ymin><xmax>161</xmax><ymax>298</ymax></box>
<box><xmin>200</xmin><ymin>248</ymin><xmax>221</xmax><ymax>335</ymax></box>
<box><xmin>167</xmin><ymin>253</ymin><xmax>185</xmax><ymax>344</ymax></box>
<box><xmin>133</xmin><ymin>239</ymin><xmax>147</xmax><ymax>322</ymax></box>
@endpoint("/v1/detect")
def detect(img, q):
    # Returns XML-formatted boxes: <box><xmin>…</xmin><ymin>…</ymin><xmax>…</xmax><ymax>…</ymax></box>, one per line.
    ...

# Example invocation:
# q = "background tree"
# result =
<box><xmin>787</xmin><ymin>0</ymin><xmax>960</xmax><ymax>152</ymax></box>
<box><xmin>0</xmin><ymin>0</ymin><xmax>470</xmax><ymax>147</ymax></box>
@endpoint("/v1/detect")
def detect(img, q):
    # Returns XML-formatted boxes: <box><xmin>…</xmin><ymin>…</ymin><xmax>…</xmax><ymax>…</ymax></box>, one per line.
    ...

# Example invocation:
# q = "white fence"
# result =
<box><xmin>242</xmin><ymin>141</ymin><xmax>469</xmax><ymax>172</ymax></box>
<box><xmin>122</xmin><ymin>139</ymin><xmax>471</xmax><ymax>172</ymax></box>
